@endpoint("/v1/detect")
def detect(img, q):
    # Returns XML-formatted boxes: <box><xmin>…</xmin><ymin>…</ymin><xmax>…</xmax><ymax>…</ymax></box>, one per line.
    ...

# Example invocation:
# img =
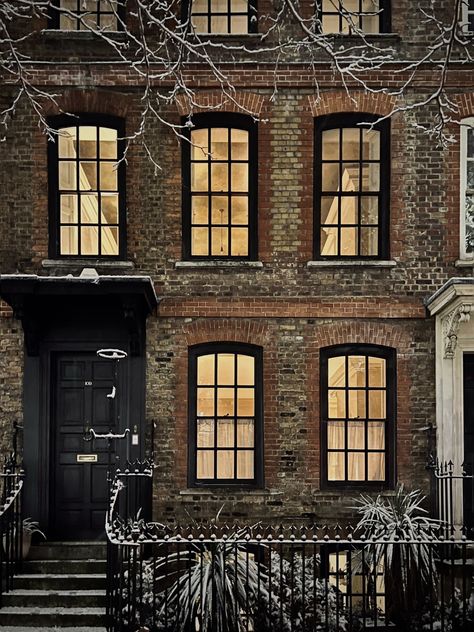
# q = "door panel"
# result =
<box><xmin>463</xmin><ymin>354</ymin><xmax>474</xmax><ymax>535</ymax></box>
<box><xmin>51</xmin><ymin>353</ymin><xmax>124</xmax><ymax>540</ymax></box>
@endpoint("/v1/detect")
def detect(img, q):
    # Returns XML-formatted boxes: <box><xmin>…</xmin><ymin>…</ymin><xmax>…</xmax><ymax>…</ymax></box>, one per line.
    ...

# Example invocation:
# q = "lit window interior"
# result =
<box><xmin>191</xmin><ymin>0</ymin><xmax>250</xmax><ymax>34</ymax></box>
<box><xmin>321</xmin><ymin>0</ymin><xmax>382</xmax><ymax>34</ymax></box>
<box><xmin>59</xmin><ymin>0</ymin><xmax>119</xmax><ymax>31</ymax></box>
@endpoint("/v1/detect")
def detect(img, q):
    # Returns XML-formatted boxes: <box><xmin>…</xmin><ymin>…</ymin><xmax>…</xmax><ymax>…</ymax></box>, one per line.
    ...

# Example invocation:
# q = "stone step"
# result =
<box><xmin>28</xmin><ymin>542</ymin><xmax>106</xmax><ymax>561</ymax></box>
<box><xmin>0</xmin><ymin>607</ymin><xmax>105</xmax><ymax>627</ymax></box>
<box><xmin>1</xmin><ymin>589</ymin><xmax>106</xmax><ymax>608</ymax></box>
<box><xmin>0</xmin><ymin>628</ymin><xmax>106</xmax><ymax>632</ymax></box>
<box><xmin>13</xmin><ymin>574</ymin><xmax>106</xmax><ymax>591</ymax></box>
<box><xmin>21</xmin><ymin>559</ymin><xmax>107</xmax><ymax>574</ymax></box>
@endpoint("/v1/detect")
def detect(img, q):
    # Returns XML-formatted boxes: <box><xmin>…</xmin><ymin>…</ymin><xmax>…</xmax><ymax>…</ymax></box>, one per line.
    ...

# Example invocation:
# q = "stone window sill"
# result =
<box><xmin>42</xmin><ymin>29</ymin><xmax>126</xmax><ymax>41</ymax></box>
<box><xmin>179</xmin><ymin>488</ymin><xmax>282</xmax><ymax>497</ymax></box>
<box><xmin>175</xmin><ymin>260</ymin><xmax>264</xmax><ymax>270</ymax></box>
<box><xmin>307</xmin><ymin>260</ymin><xmax>397</xmax><ymax>268</ymax></box>
<box><xmin>455</xmin><ymin>259</ymin><xmax>474</xmax><ymax>267</ymax></box>
<box><xmin>42</xmin><ymin>259</ymin><xmax>135</xmax><ymax>270</ymax></box>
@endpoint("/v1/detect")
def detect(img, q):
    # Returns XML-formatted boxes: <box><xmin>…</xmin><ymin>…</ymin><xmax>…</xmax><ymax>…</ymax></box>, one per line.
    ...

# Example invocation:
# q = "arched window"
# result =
<box><xmin>321</xmin><ymin>345</ymin><xmax>396</xmax><ymax>486</ymax></box>
<box><xmin>49</xmin><ymin>1</ymin><xmax>124</xmax><ymax>31</ymax></box>
<box><xmin>188</xmin><ymin>343</ymin><xmax>263</xmax><ymax>486</ymax></box>
<box><xmin>182</xmin><ymin>113</ymin><xmax>258</xmax><ymax>260</ymax></box>
<box><xmin>48</xmin><ymin>114</ymin><xmax>126</xmax><ymax>258</ymax></box>
<box><xmin>314</xmin><ymin>113</ymin><xmax>390</xmax><ymax>259</ymax></box>
<box><xmin>461</xmin><ymin>117</ymin><xmax>474</xmax><ymax>258</ymax></box>
<box><xmin>319</xmin><ymin>0</ymin><xmax>391</xmax><ymax>34</ymax></box>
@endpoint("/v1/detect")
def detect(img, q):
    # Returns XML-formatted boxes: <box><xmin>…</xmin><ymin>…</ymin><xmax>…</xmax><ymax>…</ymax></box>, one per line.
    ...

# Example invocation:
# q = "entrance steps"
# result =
<box><xmin>0</xmin><ymin>541</ymin><xmax>107</xmax><ymax>630</ymax></box>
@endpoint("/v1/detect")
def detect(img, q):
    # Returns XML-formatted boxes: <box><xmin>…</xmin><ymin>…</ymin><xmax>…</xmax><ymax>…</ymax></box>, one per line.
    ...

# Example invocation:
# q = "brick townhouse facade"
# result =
<box><xmin>0</xmin><ymin>0</ymin><xmax>474</xmax><ymax>541</ymax></box>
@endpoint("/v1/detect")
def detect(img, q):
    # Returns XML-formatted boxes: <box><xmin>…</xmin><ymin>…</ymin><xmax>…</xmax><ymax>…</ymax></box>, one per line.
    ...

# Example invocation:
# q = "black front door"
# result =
<box><xmin>51</xmin><ymin>353</ymin><xmax>124</xmax><ymax>539</ymax></box>
<box><xmin>463</xmin><ymin>354</ymin><xmax>474</xmax><ymax>535</ymax></box>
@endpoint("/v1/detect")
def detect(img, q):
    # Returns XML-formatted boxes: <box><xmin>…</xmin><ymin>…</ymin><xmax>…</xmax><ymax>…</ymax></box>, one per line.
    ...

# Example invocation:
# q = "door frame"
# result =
<box><xmin>23</xmin><ymin>338</ymin><xmax>146</xmax><ymax>538</ymax></box>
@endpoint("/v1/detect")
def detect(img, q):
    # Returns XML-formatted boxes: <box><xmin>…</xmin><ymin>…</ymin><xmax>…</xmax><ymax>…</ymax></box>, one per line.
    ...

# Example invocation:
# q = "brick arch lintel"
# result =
<box><xmin>308</xmin><ymin>91</ymin><xmax>397</xmax><ymax>118</ymax></box>
<box><xmin>40</xmin><ymin>88</ymin><xmax>131</xmax><ymax>119</ymax></box>
<box><xmin>315</xmin><ymin>320</ymin><xmax>412</xmax><ymax>355</ymax></box>
<box><xmin>183</xmin><ymin>319</ymin><xmax>271</xmax><ymax>348</ymax></box>
<box><xmin>175</xmin><ymin>91</ymin><xmax>267</xmax><ymax>118</ymax></box>
<box><xmin>453</xmin><ymin>93</ymin><xmax>474</xmax><ymax>120</ymax></box>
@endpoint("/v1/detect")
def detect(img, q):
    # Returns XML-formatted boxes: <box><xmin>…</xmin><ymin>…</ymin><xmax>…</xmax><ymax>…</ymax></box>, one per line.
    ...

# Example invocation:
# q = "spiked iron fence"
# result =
<box><xmin>0</xmin><ymin>424</ymin><xmax>24</xmax><ymax>607</ymax></box>
<box><xmin>106</xmin><ymin>466</ymin><xmax>474</xmax><ymax>632</ymax></box>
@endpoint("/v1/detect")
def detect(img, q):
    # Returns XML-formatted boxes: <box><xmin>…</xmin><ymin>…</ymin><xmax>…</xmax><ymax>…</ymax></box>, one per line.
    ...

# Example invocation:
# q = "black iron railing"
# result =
<box><xmin>105</xmin><ymin>469</ymin><xmax>474</xmax><ymax>632</ymax></box>
<box><xmin>428</xmin><ymin>458</ymin><xmax>474</xmax><ymax>538</ymax></box>
<box><xmin>0</xmin><ymin>469</ymin><xmax>24</xmax><ymax>606</ymax></box>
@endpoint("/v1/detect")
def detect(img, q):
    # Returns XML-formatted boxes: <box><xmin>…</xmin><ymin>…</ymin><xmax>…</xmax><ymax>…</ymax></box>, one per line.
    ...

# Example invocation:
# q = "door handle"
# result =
<box><xmin>83</xmin><ymin>424</ymin><xmax>92</xmax><ymax>441</ymax></box>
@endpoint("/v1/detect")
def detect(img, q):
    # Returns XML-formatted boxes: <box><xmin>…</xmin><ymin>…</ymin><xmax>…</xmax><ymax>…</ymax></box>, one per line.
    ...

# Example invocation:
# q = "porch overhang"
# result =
<box><xmin>0</xmin><ymin>272</ymin><xmax>159</xmax><ymax>355</ymax></box>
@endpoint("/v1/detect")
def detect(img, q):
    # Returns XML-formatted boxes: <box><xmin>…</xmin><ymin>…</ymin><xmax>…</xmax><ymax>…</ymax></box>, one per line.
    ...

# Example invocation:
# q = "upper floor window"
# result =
<box><xmin>50</xmin><ymin>1</ymin><xmax>124</xmax><ymax>31</ymax></box>
<box><xmin>314</xmin><ymin>114</ymin><xmax>390</xmax><ymax>259</ymax></box>
<box><xmin>182</xmin><ymin>114</ymin><xmax>257</xmax><ymax>260</ymax></box>
<box><xmin>462</xmin><ymin>0</ymin><xmax>474</xmax><ymax>32</ymax></box>
<box><xmin>48</xmin><ymin>115</ymin><xmax>126</xmax><ymax>258</ymax></box>
<box><xmin>321</xmin><ymin>345</ymin><xmax>395</xmax><ymax>487</ymax></box>
<box><xmin>461</xmin><ymin>118</ymin><xmax>474</xmax><ymax>258</ymax></box>
<box><xmin>319</xmin><ymin>0</ymin><xmax>390</xmax><ymax>34</ymax></box>
<box><xmin>187</xmin><ymin>0</ymin><xmax>257</xmax><ymax>34</ymax></box>
<box><xmin>188</xmin><ymin>343</ymin><xmax>263</xmax><ymax>486</ymax></box>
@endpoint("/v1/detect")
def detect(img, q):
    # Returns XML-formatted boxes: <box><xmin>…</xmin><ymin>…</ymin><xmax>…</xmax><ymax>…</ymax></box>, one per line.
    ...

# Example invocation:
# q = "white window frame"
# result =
<box><xmin>460</xmin><ymin>117</ymin><xmax>474</xmax><ymax>260</ymax></box>
<box><xmin>461</xmin><ymin>0</ymin><xmax>474</xmax><ymax>32</ymax></box>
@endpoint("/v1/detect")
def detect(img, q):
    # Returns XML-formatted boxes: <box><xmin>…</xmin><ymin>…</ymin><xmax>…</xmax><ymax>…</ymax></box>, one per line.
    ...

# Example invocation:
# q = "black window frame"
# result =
<box><xmin>47</xmin><ymin>113</ymin><xmax>127</xmax><ymax>260</ymax></box>
<box><xmin>182</xmin><ymin>113</ymin><xmax>258</xmax><ymax>261</ymax></box>
<box><xmin>320</xmin><ymin>344</ymin><xmax>396</xmax><ymax>489</ymax></box>
<box><xmin>48</xmin><ymin>1</ymin><xmax>126</xmax><ymax>31</ymax></box>
<box><xmin>188</xmin><ymin>342</ymin><xmax>264</xmax><ymax>488</ymax></box>
<box><xmin>182</xmin><ymin>0</ymin><xmax>258</xmax><ymax>35</ymax></box>
<box><xmin>317</xmin><ymin>0</ymin><xmax>391</xmax><ymax>34</ymax></box>
<box><xmin>314</xmin><ymin>113</ymin><xmax>390</xmax><ymax>260</ymax></box>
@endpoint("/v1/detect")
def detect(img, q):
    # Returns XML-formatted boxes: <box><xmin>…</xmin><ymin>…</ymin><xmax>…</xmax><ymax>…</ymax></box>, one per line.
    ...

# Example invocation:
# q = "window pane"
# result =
<box><xmin>60</xmin><ymin>195</ymin><xmax>78</xmax><ymax>223</ymax></box>
<box><xmin>231</xmin><ymin>164</ymin><xmax>248</xmax><ymax>192</ymax></box>
<box><xmin>328</xmin><ymin>356</ymin><xmax>345</xmax><ymax>387</ymax></box>
<box><xmin>197</xmin><ymin>419</ymin><xmax>214</xmax><ymax>447</ymax></box>
<box><xmin>231</xmin><ymin>0</ymin><xmax>247</xmax><ymax>12</ymax></box>
<box><xmin>348</xmin><ymin>421</ymin><xmax>365</xmax><ymax>449</ymax></box>
<box><xmin>467</xmin><ymin>161</ymin><xmax>474</xmax><ymax>189</ymax></box>
<box><xmin>211</xmin><ymin>163</ymin><xmax>228</xmax><ymax>191</ymax></box>
<box><xmin>321</xmin><ymin>227</ymin><xmax>338</xmax><ymax>255</ymax></box>
<box><xmin>348</xmin><ymin>356</ymin><xmax>366</xmax><ymax>386</ymax></box>
<box><xmin>192</xmin><ymin>15</ymin><xmax>208</xmax><ymax>32</ymax></box>
<box><xmin>191</xmin><ymin>163</ymin><xmax>208</xmax><ymax>191</ymax></box>
<box><xmin>211</xmin><ymin>197</ymin><xmax>228</xmax><ymax>224</ymax></box>
<box><xmin>369</xmin><ymin>390</ymin><xmax>386</xmax><ymax>419</ymax></box>
<box><xmin>340</xmin><ymin>196</ymin><xmax>357</xmax><ymax>223</ymax></box>
<box><xmin>191</xmin><ymin>129</ymin><xmax>209</xmax><ymax>160</ymax></box>
<box><xmin>360</xmin><ymin>197</ymin><xmax>379</xmax><ymax>224</ymax></box>
<box><xmin>328</xmin><ymin>421</ymin><xmax>345</xmax><ymax>449</ymax></box>
<box><xmin>362</xmin><ymin>163</ymin><xmax>380</xmax><ymax>191</ymax></box>
<box><xmin>99</xmin><ymin>128</ymin><xmax>117</xmax><ymax>159</ymax></box>
<box><xmin>322</xmin><ymin>14</ymin><xmax>340</xmax><ymax>33</ymax></box>
<box><xmin>231</xmin><ymin>129</ymin><xmax>248</xmax><ymax>159</ymax></box>
<box><xmin>102</xmin><ymin>194</ymin><xmax>119</xmax><ymax>224</ymax></box>
<box><xmin>217</xmin><ymin>419</ymin><xmax>234</xmax><ymax>447</ymax></box>
<box><xmin>81</xmin><ymin>226</ymin><xmax>99</xmax><ymax>255</ymax></box>
<box><xmin>340</xmin><ymin>227</ymin><xmax>358</xmax><ymax>255</ymax></box>
<box><xmin>231</xmin><ymin>228</ymin><xmax>248</xmax><ymax>256</ymax></box>
<box><xmin>368</xmin><ymin>356</ymin><xmax>386</xmax><ymax>387</ymax></box>
<box><xmin>237</xmin><ymin>354</ymin><xmax>254</xmax><ymax>385</ymax></box>
<box><xmin>211</xmin><ymin>128</ymin><xmax>228</xmax><ymax>160</ymax></box>
<box><xmin>328</xmin><ymin>390</ymin><xmax>345</xmax><ymax>418</ymax></box>
<box><xmin>237</xmin><ymin>388</ymin><xmax>254</xmax><ymax>416</ymax></box>
<box><xmin>217</xmin><ymin>387</ymin><xmax>234</xmax><ymax>416</ymax></box>
<box><xmin>217</xmin><ymin>450</ymin><xmax>234</xmax><ymax>478</ymax></box>
<box><xmin>342</xmin><ymin>164</ymin><xmax>360</xmax><ymax>191</ymax></box>
<box><xmin>231</xmin><ymin>197</ymin><xmax>248</xmax><ymax>225</ymax></box>
<box><xmin>348</xmin><ymin>452</ymin><xmax>365</xmax><ymax>481</ymax></box>
<box><xmin>198</xmin><ymin>354</ymin><xmax>215</xmax><ymax>385</ymax></box>
<box><xmin>197</xmin><ymin>450</ymin><xmax>214</xmax><ymax>478</ymax></box>
<box><xmin>81</xmin><ymin>194</ymin><xmax>99</xmax><ymax>224</ymax></box>
<box><xmin>101</xmin><ymin>226</ymin><xmax>118</xmax><ymax>255</ymax></box>
<box><xmin>360</xmin><ymin>227</ymin><xmax>378</xmax><ymax>256</ymax></box>
<box><xmin>362</xmin><ymin>129</ymin><xmax>380</xmax><ymax>160</ymax></box>
<box><xmin>368</xmin><ymin>453</ymin><xmax>385</xmax><ymax>480</ymax></box>
<box><xmin>58</xmin><ymin>128</ymin><xmax>77</xmax><ymax>158</ymax></box>
<box><xmin>59</xmin><ymin>162</ymin><xmax>76</xmax><ymax>190</ymax></box>
<box><xmin>328</xmin><ymin>452</ymin><xmax>345</xmax><ymax>481</ymax></box>
<box><xmin>322</xmin><ymin>163</ymin><xmax>339</xmax><ymax>191</ymax></box>
<box><xmin>192</xmin><ymin>227</ymin><xmax>209</xmax><ymax>255</ymax></box>
<box><xmin>368</xmin><ymin>422</ymin><xmax>385</xmax><ymax>450</ymax></box>
<box><xmin>217</xmin><ymin>353</ymin><xmax>234</xmax><ymax>385</ymax></box>
<box><xmin>211</xmin><ymin>227</ymin><xmax>229</xmax><ymax>255</ymax></box>
<box><xmin>192</xmin><ymin>196</ymin><xmax>209</xmax><ymax>224</ymax></box>
<box><xmin>342</xmin><ymin>128</ymin><xmax>360</xmax><ymax>160</ymax></box>
<box><xmin>322</xmin><ymin>129</ymin><xmax>339</xmax><ymax>160</ymax></box>
<box><xmin>60</xmin><ymin>226</ymin><xmax>78</xmax><ymax>255</ymax></box>
<box><xmin>197</xmin><ymin>387</ymin><xmax>214</xmax><ymax>416</ymax></box>
<box><xmin>79</xmin><ymin>162</ymin><xmax>97</xmax><ymax>190</ymax></box>
<box><xmin>100</xmin><ymin>163</ymin><xmax>117</xmax><ymax>191</ymax></box>
<box><xmin>237</xmin><ymin>451</ymin><xmax>254</xmax><ymax>478</ymax></box>
<box><xmin>237</xmin><ymin>419</ymin><xmax>254</xmax><ymax>447</ymax></box>
<box><xmin>321</xmin><ymin>196</ymin><xmax>337</xmax><ymax>225</ymax></box>
<box><xmin>211</xmin><ymin>15</ymin><xmax>228</xmax><ymax>32</ymax></box>
<box><xmin>79</xmin><ymin>126</ymin><xmax>96</xmax><ymax>158</ymax></box>
<box><xmin>348</xmin><ymin>390</ymin><xmax>366</xmax><ymax>418</ymax></box>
